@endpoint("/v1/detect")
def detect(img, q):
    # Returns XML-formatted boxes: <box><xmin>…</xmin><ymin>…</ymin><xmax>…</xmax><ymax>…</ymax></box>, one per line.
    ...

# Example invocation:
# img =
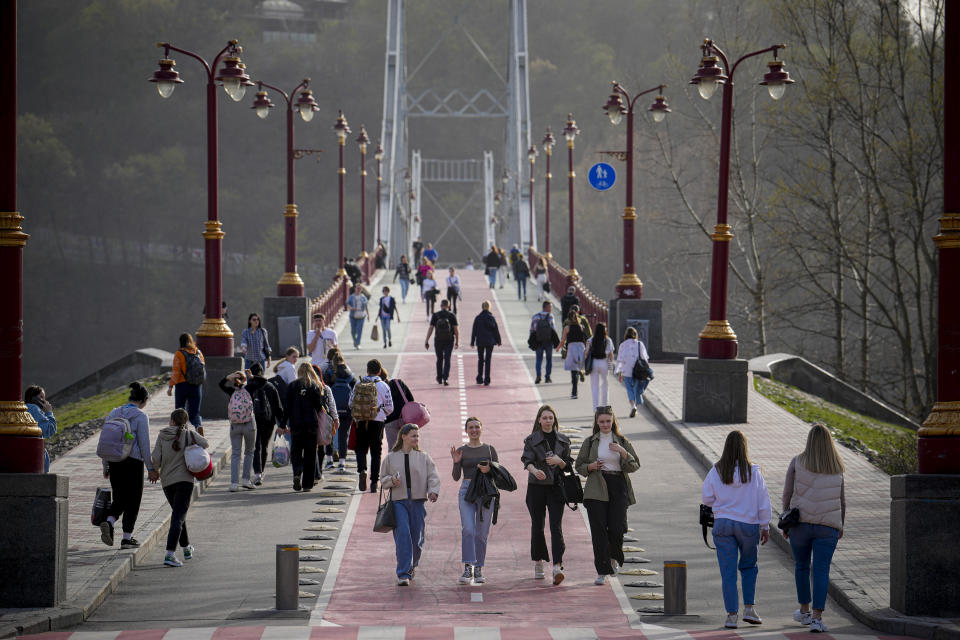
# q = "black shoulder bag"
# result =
<box><xmin>699</xmin><ymin>504</ymin><xmax>715</xmax><ymax>549</ymax></box>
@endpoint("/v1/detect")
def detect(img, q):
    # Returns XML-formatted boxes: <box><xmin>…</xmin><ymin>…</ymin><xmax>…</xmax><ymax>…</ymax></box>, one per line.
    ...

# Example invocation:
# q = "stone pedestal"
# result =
<box><xmin>682</xmin><ymin>357</ymin><xmax>748</xmax><ymax>423</ymax></box>
<box><xmin>890</xmin><ymin>474</ymin><xmax>960</xmax><ymax>617</ymax></box>
<box><xmin>201</xmin><ymin>355</ymin><xmax>244</xmax><ymax>420</ymax></box>
<box><xmin>0</xmin><ymin>473</ymin><xmax>68</xmax><ymax>607</ymax></box>
<box><xmin>608</xmin><ymin>298</ymin><xmax>663</xmax><ymax>359</ymax></box>
<box><xmin>263</xmin><ymin>296</ymin><xmax>309</xmax><ymax>355</ymax></box>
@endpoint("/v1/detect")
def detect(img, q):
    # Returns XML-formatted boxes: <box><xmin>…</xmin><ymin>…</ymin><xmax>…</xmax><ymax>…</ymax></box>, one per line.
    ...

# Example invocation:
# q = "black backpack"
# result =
<box><xmin>535</xmin><ymin>315</ymin><xmax>552</xmax><ymax>343</ymax></box>
<box><xmin>252</xmin><ymin>385</ymin><xmax>272</xmax><ymax>422</ymax></box>
<box><xmin>181</xmin><ymin>350</ymin><xmax>206</xmax><ymax>385</ymax></box>
<box><xmin>435</xmin><ymin>316</ymin><xmax>453</xmax><ymax>344</ymax></box>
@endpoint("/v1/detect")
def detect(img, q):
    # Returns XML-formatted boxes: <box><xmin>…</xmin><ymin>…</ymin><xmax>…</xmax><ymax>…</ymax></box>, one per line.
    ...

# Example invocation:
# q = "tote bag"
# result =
<box><xmin>373</xmin><ymin>486</ymin><xmax>396</xmax><ymax>533</ymax></box>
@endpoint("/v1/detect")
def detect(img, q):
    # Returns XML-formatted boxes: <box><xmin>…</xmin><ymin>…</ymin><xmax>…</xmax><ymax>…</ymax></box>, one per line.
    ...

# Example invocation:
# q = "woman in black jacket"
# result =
<box><xmin>382</xmin><ymin>366</ymin><xmax>414</xmax><ymax>450</ymax></box>
<box><xmin>282</xmin><ymin>363</ymin><xmax>328</xmax><ymax>492</ymax></box>
<box><xmin>470</xmin><ymin>300</ymin><xmax>502</xmax><ymax>385</ymax></box>
<box><xmin>521</xmin><ymin>404</ymin><xmax>573</xmax><ymax>585</ymax></box>
<box><xmin>246</xmin><ymin>362</ymin><xmax>284</xmax><ymax>486</ymax></box>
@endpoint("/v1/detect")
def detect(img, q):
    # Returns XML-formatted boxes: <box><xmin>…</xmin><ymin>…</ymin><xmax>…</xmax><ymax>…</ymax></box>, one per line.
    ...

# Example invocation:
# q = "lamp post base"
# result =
<box><xmin>196</xmin><ymin>317</ymin><xmax>234</xmax><ymax>357</ymax></box>
<box><xmin>567</xmin><ymin>268</ymin><xmax>580</xmax><ymax>286</ymax></box>
<box><xmin>277</xmin><ymin>271</ymin><xmax>305</xmax><ymax>297</ymax></box>
<box><xmin>614</xmin><ymin>272</ymin><xmax>643</xmax><ymax>299</ymax></box>
<box><xmin>698</xmin><ymin>320</ymin><xmax>738</xmax><ymax>359</ymax></box>
<box><xmin>0</xmin><ymin>434</ymin><xmax>45</xmax><ymax>473</ymax></box>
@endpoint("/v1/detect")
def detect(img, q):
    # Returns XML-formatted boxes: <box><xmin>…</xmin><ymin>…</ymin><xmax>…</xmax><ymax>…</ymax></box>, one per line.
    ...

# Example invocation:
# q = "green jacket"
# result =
<box><xmin>574</xmin><ymin>431</ymin><xmax>640</xmax><ymax>504</ymax></box>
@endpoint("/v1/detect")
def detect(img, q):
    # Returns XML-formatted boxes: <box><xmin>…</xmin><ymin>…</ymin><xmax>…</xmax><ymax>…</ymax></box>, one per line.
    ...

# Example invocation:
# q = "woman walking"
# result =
<box><xmin>422</xmin><ymin>269</ymin><xmax>439</xmax><ymax>319</ymax></box>
<box><xmin>378</xmin><ymin>286</ymin><xmax>399</xmax><ymax>348</ymax></box>
<box><xmin>701</xmin><ymin>430</ymin><xmax>771</xmax><ymax>629</ymax></box>
<box><xmin>167</xmin><ymin>333</ymin><xmax>204</xmax><ymax>433</ymax></box>
<box><xmin>328</xmin><ymin>353</ymin><xmax>356</xmax><ymax>471</ymax></box>
<box><xmin>380</xmin><ymin>424</ymin><xmax>441</xmax><ymax>586</ymax></box>
<box><xmin>783</xmin><ymin>423</ymin><xmax>845</xmax><ymax>633</ymax></box>
<box><xmin>393</xmin><ymin>255</ymin><xmax>412</xmax><ymax>303</ymax></box>
<box><xmin>240</xmin><ymin>312</ymin><xmax>272</xmax><ymax>371</ymax></box>
<box><xmin>484</xmin><ymin>246</ymin><xmax>501</xmax><ymax>289</ymax></box>
<box><xmin>615</xmin><ymin>327</ymin><xmax>650</xmax><ymax>417</ymax></box>
<box><xmin>521</xmin><ymin>404</ymin><xmax>573</xmax><ymax>585</ymax></box>
<box><xmin>575</xmin><ymin>406</ymin><xmax>640</xmax><ymax>584</ymax></box>
<box><xmin>151</xmin><ymin>408</ymin><xmax>208</xmax><ymax>567</ymax></box>
<box><xmin>100</xmin><ymin>382</ymin><xmax>158</xmax><ymax>549</ymax></box>
<box><xmin>283</xmin><ymin>363</ymin><xmax>330</xmax><ymax>492</ymax></box>
<box><xmin>586</xmin><ymin>323</ymin><xmax>615</xmax><ymax>411</ymax></box>
<box><xmin>219</xmin><ymin>371</ymin><xmax>257</xmax><ymax>492</ymax></box>
<box><xmin>558</xmin><ymin>309</ymin><xmax>588</xmax><ymax>400</ymax></box>
<box><xmin>452</xmin><ymin>417</ymin><xmax>500</xmax><ymax>585</ymax></box>
<box><xmin>445</xmin><ymin>266</ymin><xmax>462</xmax><ymax>315</ymax></box>
<box><xmin>246</xmin><ymin>362</ymin><xmax>284</xmax><ymax>486</ymax></box>
<box><xmin>533</xmin><ymin>257</ymin><xmax>548</xmax><ymax>301</ymax></box>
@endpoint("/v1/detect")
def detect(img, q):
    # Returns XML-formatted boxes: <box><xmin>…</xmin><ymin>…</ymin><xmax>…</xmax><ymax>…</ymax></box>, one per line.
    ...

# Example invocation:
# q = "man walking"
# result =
<box><xmin>529</xmin><ymin>301</ymin><xmax>557</xmax><ymax>384</ymax></box>
<box><xmin>306</xmin><ymin>313</ymin><xmax>338</xmax><ymax>369</ymax></box>
<box><xmin>470</xmin><ymin>300</ymin><xmax>501</xmax><ymax>386</ymax></box>
<box><xmin>423</xmin><ymin>242</ymin><xmax>439</xmax><ymax>264</ymax></box>
<box><xmin>425</xmin><ymin>299</ymin><xmax>459</xmax><ymax>386</ymax></box>
<box><xmin>560</xmin><ymin>286</ymin><xmax>581</xmax><ymax>324</ymax></box>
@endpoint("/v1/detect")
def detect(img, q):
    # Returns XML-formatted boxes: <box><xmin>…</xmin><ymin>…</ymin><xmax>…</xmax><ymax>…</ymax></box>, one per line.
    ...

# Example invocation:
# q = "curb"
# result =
<box><xmin>0</xmin><ymin>439</ymin><xmax>232</xmax><ymax>639</ymax></box>
<box><xmin>641</xmin><ymin>388</ymin><xmax>960</xmax><ymax>640</ymax></box>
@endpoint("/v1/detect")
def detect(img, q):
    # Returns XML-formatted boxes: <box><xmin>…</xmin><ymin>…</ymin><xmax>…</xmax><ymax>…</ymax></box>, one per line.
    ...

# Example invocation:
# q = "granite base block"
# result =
<box><xmin>608</xmin><ymin>298</ymin><xmax>663</xmax><ymax>360</ymax></box>
<box><xmin>200</xmin><ymin>355</ymin><xmax>244</xmax><ymax>420</ymax></box>
<box><xmin>682</xmin><ymin>357</ymin><xmax>748</xmax><ymax>423</ymax></box>
<box><xmin>263</xmin><ymin>296</ymin><xmax>309</xmax><ymax>355</ymax></box>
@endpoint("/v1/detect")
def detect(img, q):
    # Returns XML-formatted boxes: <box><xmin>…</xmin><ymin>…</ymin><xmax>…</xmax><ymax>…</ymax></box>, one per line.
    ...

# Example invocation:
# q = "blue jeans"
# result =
<box><xmin>380</xmin><ymin>316</ymin><xmax>392</xmax><ymax>345</ymax></box>
<box><xmin>622</xmin><ymin>375</ymin><xmax>649</xmax><ymax>406</ymax></box>
<box><xmin>399</xmin><ymin>278</ymin><xmax>410</xmax><ymax>301</ymax></box>
<box><xmin>712</xmin><ymin>518</ymin><xmax>761</xmax><ymax>614</ymax></box>
<box><xmin>487</xmin><ymin>270</ymin><xmax>497</xmax><ymax>288</ymax></box>
<box><xmin>244</xmin><ymin>358</ymin><xmax>266</xmax><ymax>371</ymax></box>
<box><xmin>349</xmin><ymin>316</ymin><xmax>365</xmax><ymax>347</ymax></box>
<box><xmin>458</xmin><ymin>480</ymin><xmax>494</xmax><ymax>566</ymax></box>
<box><xmin>517</xmin><ymin>276</ymin><xmax>527</xmax><ymax>299</ymax></box>
<box><xmin>174</xmin><ymin>382</ymin><xmax>203</xmax><ymax>429</ymax></box>
<box><xmin>535</xmin><ymin>344</ymin><xmax>553</xmax><ymax>379</ymax></box>
<box><xmin>789</xmin><ymin>522</ymin><xmax>839</xmax><ymax>611</ymax></box>
<box><xmin>392</xmin><ymin>498</ymin><xmax>426</xmax><ymax>579</ymax></box>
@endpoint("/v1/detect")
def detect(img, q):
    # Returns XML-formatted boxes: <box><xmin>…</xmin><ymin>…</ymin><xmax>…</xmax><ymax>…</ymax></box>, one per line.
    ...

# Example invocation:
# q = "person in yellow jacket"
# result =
<box><xmin>167</xmin><ymin>333</ymin><xmax>206</xmax><ymax>434</ymax></box>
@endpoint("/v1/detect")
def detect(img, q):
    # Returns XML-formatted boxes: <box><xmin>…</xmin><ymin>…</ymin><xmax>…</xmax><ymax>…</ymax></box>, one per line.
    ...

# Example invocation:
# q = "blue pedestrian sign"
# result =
<box><xmin>588</xmin><ymin>162</ymin><xmax>616</xmax><ymax>191</ymax></box>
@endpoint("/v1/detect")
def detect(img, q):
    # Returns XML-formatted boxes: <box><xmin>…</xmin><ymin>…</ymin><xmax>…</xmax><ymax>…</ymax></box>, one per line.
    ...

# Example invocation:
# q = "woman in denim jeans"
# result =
<box><xmin>782</xmin><ymin>423</ymin><xmax>845</xmax><ymax>633</ymax></box>
<box><xmin>701</xmin><ymin>430</ymin><xmax>771</xmax><ymax>629</ymax></box>
<box><xmin>451</xmin><ymin>417</ymin><xmax>499</xmax><ymax>586</ymax></box>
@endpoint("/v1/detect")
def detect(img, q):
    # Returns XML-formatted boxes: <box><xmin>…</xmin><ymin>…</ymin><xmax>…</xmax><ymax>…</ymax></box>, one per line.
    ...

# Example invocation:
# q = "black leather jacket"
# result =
<box><xmin>521</xmin><ymin>429</ymin><xmax>573</xmax><ymax>486</ymax></box>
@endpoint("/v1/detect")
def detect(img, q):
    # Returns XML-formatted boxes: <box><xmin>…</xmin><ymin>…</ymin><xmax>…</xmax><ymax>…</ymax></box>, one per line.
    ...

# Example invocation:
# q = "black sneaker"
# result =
<box><xmin>369</xmin><ymin>479</ymin><xmax>378</xmax><ymax>493</ymax></box>
<box><xmin>443</xmin><ymin>380</ymin><xmax>449</xmax><ymax>386</ymax></box>
<box><xmin>100</xmin><ymin>521</ymin><xmax>114</xmax><ymax>546</ymax></box>
<box><xmin>293</xmin><ymin>476</ymin><xmax>302</xmax><ymax>492</ymax></box>
<box><xmin>535</xmin><ymin>377</ymin><xmax>541</xmax><ymax>384</ymax></box>
<box><xmin>358</xmin><ymin>473</ymin><xmax>367</xmax><ymax>492</ymax></box>
<box><xmin>121</xmin><ymin>538</ymin><xmax>141</xmax><ymax>549</ymax></box>
<box><xmin>545</xmin><ymin>377</ymin><xmax>552</xmax><ymax>383</ymax></box>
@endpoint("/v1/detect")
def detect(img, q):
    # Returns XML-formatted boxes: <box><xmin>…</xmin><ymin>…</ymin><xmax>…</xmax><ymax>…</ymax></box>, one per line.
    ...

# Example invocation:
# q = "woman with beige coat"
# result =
<box><xmin>380</xmin><ymin>424</ymin><xmax>441</xmax><ymax>586</ymax></box>
<box><xmin>782</xmin><ymin>423</ymin><xmax>845</xmax><ymax>633</ymax></box>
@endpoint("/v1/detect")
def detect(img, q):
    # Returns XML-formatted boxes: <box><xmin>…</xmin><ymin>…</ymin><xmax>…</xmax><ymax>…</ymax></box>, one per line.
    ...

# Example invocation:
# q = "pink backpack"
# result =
<box><xmin>400</xmin><ymin>401</ymin><xmax>431</xmax><ymax>427</ymax></box>
<box><xmin>228</xmin><ymin>387</ymin><xmax>254</xmax><ymax>424</ymax></box>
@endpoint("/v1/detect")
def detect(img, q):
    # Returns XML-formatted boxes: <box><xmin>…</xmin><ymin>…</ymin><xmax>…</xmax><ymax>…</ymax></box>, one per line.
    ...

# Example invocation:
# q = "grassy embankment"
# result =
<box><xmin>753</xmin><ymin>376</ymin><xmax>917</xmax><ymax>475</ymax></box>
<box><xmin>53</xmin><ymin>374</ymin><xmax>168</xmax><ymax>432</ymax></box>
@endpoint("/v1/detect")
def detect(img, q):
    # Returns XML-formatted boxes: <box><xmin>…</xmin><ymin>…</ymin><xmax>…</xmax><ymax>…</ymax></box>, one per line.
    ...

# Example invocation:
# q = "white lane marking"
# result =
<box><xmin>471</xmin><ymin>592</ymin><xmax>483</xmax><ymax>602</ymax></box>
<box><xmin>161</xmin><ymin>629</ymin><xmax>217</xmax><ymax>640</ymax></box>
<box><xmin>261</xmin><ymin>627</ymin><xmax>313</xmax><ymax>640</ymax></box>
<box><xmin>455</xmin><ymin>627</ymin><xmax>500</xmax><ymax>640</ymax></box>
<box><xmin>357</xmin><ymin>627</ymin><xmax>406</xmax><ymax>640</ymax></box>
<box><xmin>62</xmin><ymin>633</ymin><xmax>122</xmax><ymax>640</ymax></box>
<box><xmin>549</xmin><ymin>629</ymin><xmax>597</xmax><ymax>640</ymax></box>
<box><xmin>635</xmin><ymin>622</ymin><xmax>697</xmax><ymax>640</ymax></box>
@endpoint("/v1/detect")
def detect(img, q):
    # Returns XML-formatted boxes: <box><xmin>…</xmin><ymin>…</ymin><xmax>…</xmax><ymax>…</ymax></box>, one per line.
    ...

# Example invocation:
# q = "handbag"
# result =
<box><xmin>371</xmin><ymin>323</ymin><xmax>380</xmax><ymax>342</ymax></box>
<box><xmin>699</xmin><ymin>504</ymin><xmax>715</xmax><ymax>549</ymax></box>
<box><xmin>778</xmin><ymin>506</ymin><xmax>801</xmax><ymax>533</ymax></box>
<box><xmin>91</xmin><ymin>487</ymin><xmax>112</xmax><ymax>526</ymax></box>
<box><xmin>400</xmin><ymin>401</ymin><xmax>431</xmax><ymax>427</ymax></box>
<box><xmin>558</xmin><ymin>468</ymin><xmax>583</xmax><ymax>511</ymax></box>
<box><xmin>632</xmin><ymin>356</ymin><xmax>652</xmax><ymax>380</ymax></box>
<box><xmin>373</xmin><ymin>486</ymin><xmax>397</xmax><ymax>533</ymax></box>
<box><xmin>184</xmin><ymin>431</ymin><xmax>213</xmax><ymax>480</ymax></box>
<box><xmin>316</xmin><ymin>407</ymin><xmax>335</xmax><ymax>447</ymax></box>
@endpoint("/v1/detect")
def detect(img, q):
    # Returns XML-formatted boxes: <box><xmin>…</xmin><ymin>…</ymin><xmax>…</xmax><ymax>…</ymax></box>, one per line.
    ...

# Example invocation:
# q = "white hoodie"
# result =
<box><xmin>701</xmin><ymin>463</ymin><xmax>772</xmax><ymax>529</ymax></box>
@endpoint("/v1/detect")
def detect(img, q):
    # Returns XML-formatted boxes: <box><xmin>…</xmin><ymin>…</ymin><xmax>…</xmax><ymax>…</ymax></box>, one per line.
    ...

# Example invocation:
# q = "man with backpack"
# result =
<box><xmin>529</xmin><ymin>301</ymin><xmax>558</xmax><ymax>384</ymax></box>
<box><xmin>246</xmin><ymin>363</ymin><xmax>284</xmax><ymax>486</ymax></box>
<box><xmin>425</xmin><ymin>299</ymin><xmax>459</xmax><ymax>386</ymax></box>
<box><xmin>348</xmin><ymin>359</ymin><xmax>394</xmax><ymax>492</ymax></box>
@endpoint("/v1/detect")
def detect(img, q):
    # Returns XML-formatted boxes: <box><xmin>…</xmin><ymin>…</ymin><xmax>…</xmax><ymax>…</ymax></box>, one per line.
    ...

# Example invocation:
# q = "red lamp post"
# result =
<box><xmin>250</xmin><ymin>78</ymin><xmax>319</xmax><ymax>297</ymax></box>
<box><xmin>563</xmin><ymin>114</ymin><xmax>580</xmax><ymax>283</ymax></box>
<box><xmin>356</xmin><ymin>126</ymin><xmax>370</xmax><ymax>258</ymax></box>
<box><xmin>375</xmin><ymin>142</ymin><xmax>384</xmax><ymax>247</ymax></box>
<box><xmin>333</xmin><ymin>111</ymin><xmax>351</xmax><ymax>277</ymax></box>
<box><xmin>151</xmin><ymin>40</ymin><xmax>254</xmax><ymax>356</ymax></box>
<box><xmin>527</xmin><ymin>144</ymin><xmax>537</xmax><ymax>251</ymax></box>
<box><xmin>603</xmin><ymin>82</ymin><xmax>671</xmax><ymax>300</ymax></box>
<box><xmin>689</xmin><ymin>38</ymin><xmax>793</xmax><ymax>359</ymax></box>
<box><xmin>0</xmin><ymin>0</ymin><xmax>43</xmax><ymax>473</ymax></box>
<box><xmin>541</xmin><ymin>127</ymin><xmax>555</xmax><ymax>260</ymax></box>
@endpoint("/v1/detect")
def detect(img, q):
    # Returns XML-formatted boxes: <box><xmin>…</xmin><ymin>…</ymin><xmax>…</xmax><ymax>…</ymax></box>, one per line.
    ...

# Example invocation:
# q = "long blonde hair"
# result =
<box><xmin>297</xmin><ymin>362</ymin><xmax>321</xmax><ymax>388</ymax></box>
<box><xmin>391</xmin><ymin>423</ymin><xmax>421</xmax><ymax>452</ymax></box>
<box><xmin>798</xmin><ymin>423</ymin><xmax>845</xmax><ymax>474</ymax></box>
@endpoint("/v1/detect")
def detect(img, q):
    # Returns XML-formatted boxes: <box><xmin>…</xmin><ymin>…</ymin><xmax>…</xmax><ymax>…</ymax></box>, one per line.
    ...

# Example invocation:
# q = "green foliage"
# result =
<box><xmin>53</xmin><ymin>374</ymin><xmax>167</xmax><ymax>434</ymax></box>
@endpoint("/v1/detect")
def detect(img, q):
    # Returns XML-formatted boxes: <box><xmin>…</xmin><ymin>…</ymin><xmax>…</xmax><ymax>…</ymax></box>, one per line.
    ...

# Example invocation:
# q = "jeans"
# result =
<box><xmin>354</xmin><ymin>420</ymin><xmax>384</xmax><ymax>480</ymax></box>
<box><xmin>789</xmin><ymin>522</ymin><xmax>840</xmax><ymax>611</ymax></box>
<box><xmin>230</xmin><ymin>421</ymin><xmax>256</xmax><ymax>484</ymax></box>
<box><xmin>525</xmin><ymin>482</ymin><xmax>565</xmax><ymax>563</ymax></box>
<box><xmin>535</xmin><ymin>344</ymin><xmax>553</xmax><ymax>379</ymax></box>
<box><xmin>380</xmin><ymin>316</ymin><xmax>392</xmax><ymax>345</ymax></box>
<box><xmin>517</xmin><ymin>276</ymin><xmax>527</xmax><ymax>299</ymax></box>
<box><xmin>458</xmin><ymin>480</ymin><xmax>494</xmax><ymax>566</ymax></box>
<box><xmin>712</xmin><ymin>517</ymin><xmax>761</xmax><ymax>614</ymax></box>
<box><xmin>244</xmin><ymin>358</ymin><xmax>266</xmax><ymax>371</ymax></box>
<box><xmin>584</xmin><ymin>473</ymin><xmax>629</xmax><ymax>575</ymax></box>
<box><xmin>291</xmin><ymin>429</ymin><xmax>318</xmax><ymax>490</ymax></box>
<box><xmin>252</xmin><ymin>418</ymin><xmax>275</xmax><ymax>475</ymax></box>
<box><xmin>398</xmin><ymin>278</ymin><xmax>409</xmax><ymax>301</ymax></box>
<box><xmin>623</xmin><ymin>375</ymin><xmax>649</xmax><ymax>406</ymax></box>
<box><xmin>476</xmin><ymin>345</ymin><xmax>493</xmax><ymax>384</ymax></box>
<box><xmin>487</xmin><ymin>269</ymin><xmax>497</xmax><ymax>288</ymax></box>
<box><xmin>590</xmin><ymin>365</ymin><xmax>609</xmax><ymax>410</ymax></box>
<box><xmin>349</xmin><ymin>316</ymin><xmax>365</xmax><ymax>348</ymax></box>
<box><xmin>106</xmin><ymin>457</ymin><xmax>144</xmax><ymax>534</ymax></box>
<box><xmin>174</xmin><ymin>382</ymin><xmax>203</xmax><ymax>429</ymax></box>
<box><xmin>435</xmin><ymin>341</ymin><xmax>453</xmax><ymax>382</ymax></box>
<box><xmin>392</xmin><ymin>498</ymin><xmax>427</xmax><ymax>579</ymax></box>
<box><xmin>162</xmin><ymin>481</ymin><xmax>193</xmax><ymax>552</ymax></box>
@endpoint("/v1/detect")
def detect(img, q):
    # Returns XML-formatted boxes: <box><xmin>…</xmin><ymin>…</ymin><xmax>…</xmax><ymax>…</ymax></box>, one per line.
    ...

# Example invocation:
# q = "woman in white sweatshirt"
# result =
<box><xmin>701</xmin><ymin>430</ymin><xmax>771</xmax><ymax>630</ymax></box>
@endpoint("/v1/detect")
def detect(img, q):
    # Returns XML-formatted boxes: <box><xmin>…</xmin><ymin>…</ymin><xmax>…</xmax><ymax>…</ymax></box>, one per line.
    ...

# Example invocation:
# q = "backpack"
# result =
<box><xmin>181</xmin><ymin>349</ymin><xmax>206</xmax><ymax>385</ymax></box>
<box><xmin>435</xmin><ymin>316</ymin><xmax>453</xmax><ymax>345</ymax></box>
<box><xmin>252</xmin><ymin>385</ymin><xmax>272</xmax><ymax>422</ymax></box>
<box><xmin>228</xmin><ymin>387</ymin><xmax>254</xmax><ymax>424</ymax></box>
<box><xmin>516</xmin><ymin>260</ymin><xmax>529</xmax><ymax>277</ymax></box>
<box><xmin>331</xmin><ymin>376</ymin><xmax>353</xmax><ymax>416</ymax></box>
<box><xmin>535</xmin><ymin>314</ymin><xmax>552</xmax><ymax>343</ymax></box>
<box><xmin>97</xmin><ymin>413</ymin><xmax>136</xmax><ymax>462</ymax></box>
<box><xmin>350</xmin><ymin>380</ymin><xmax>380</xmax><ymax>421</ymax></box>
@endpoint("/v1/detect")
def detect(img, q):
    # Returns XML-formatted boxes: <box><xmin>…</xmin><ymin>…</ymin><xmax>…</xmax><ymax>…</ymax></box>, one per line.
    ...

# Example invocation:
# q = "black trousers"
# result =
<box><xmin>476</xmin><ymin>345</ymin><xmax>493</xmax><ymax>383</ymax></box>
<box><xmin>107</xmin><ymin>457</ymin><xmax>144</xmax><ymax>534</ymax></box>
<box><xmin>435</xmin><ymin>342</ymin><xmax>453</xmax><ymax>382</ymax></box>
<box><xmin>525</xmin><ymin>482</ymin><xmax>566</xmax><ymax>563</ymax></box>
<box><xmin>584</xmin><ymin>473</ymin><xmax>629</xmax><ymax>576</ymax></box>
<box><xmin>446</xmin><ymin>287</ymin><xmax>459</xmax><ymax>314</ymax></box>
<box><xmin>354</xmin><ymin>420</ymin><xmax>384</xmax><ymax>480</ymax></box>
<box><xmin>291</xmin><ymin>429</ymin><xmax>318</xmax><ymax>490</ymax></box>
<box><xmin>570</xmin><ymin>371</ymin><xmax>579</xmax><ymax>395</ymax></box>
<box><xmin>253</xmin><ymin>417</ymin><xmax>275</xmax><ymax>475</ymax></box>
<box><xmin>162</xmin><ymin>481</ymin><xmax>193</xmax><ymax>552</ymax></box>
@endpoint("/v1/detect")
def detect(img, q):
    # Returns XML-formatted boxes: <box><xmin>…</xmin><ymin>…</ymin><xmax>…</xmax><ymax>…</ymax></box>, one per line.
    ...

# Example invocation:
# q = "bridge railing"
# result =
<box><xmin>309</xmin><ymin>252</ymin><xmax>381</xmax><ymax>326</ymax></box>
<box><xmin>528</xmin><ymin>248</ymin><xmax>608</xmax><ymax>326</ymax></box>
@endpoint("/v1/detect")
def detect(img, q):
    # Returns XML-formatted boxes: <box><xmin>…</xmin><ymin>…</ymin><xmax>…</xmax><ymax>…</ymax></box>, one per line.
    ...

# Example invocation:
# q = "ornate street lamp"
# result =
<box><xmin>375</xmin><ymin>141</ymin><xmax>384</xmax><ymax>247</ymax></box>
<box><xmin>251</xmin><ymin>78</ymin><xmax>318</xmax><ymax>297</ymax></box>
<box><xmin>333</xmin><ymin>111</ymin><xmax>351</xmax><ymax>277</ymax></box>
<box><xmin>689</xmin><ymin>38</ymin><xmax>792</xmax><ymax>359</ymax></box>
<box><xmin>603</xmin><ymin>81</ymin><xmax>670</xmax><ymax>299</ymax></box>
<box><xmin>541</xmin><ymin>127</ymin><xmax>555</xmax><ymax>260</ymax></box>
<box><xmin>563</xmin><ymin>114</ymin><xmax>580</xmax><ymax>282</ymax></box>
<box><xmin>528</xmin><ymin>144</ymin><xmax>537</xmax><ymax>251</ymax></box>
<box><xmin>356</xmin><ymin>126</ymin><xmax>371</xmax><ymax>258</ymax></box>
<box><xmin>151</xmin><ymin>40</ymin><xmax>253</xmax><ymax>356</ymax></box>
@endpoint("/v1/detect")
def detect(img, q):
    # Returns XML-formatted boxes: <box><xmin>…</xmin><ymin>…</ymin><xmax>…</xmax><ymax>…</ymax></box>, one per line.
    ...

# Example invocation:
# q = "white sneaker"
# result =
<box><xmin>164</xmin><ymin>554</ymin><xmax>183</xmax><ymax>568</ymax></box>
<box><xmin>241</xmin><ymin>481</ymin><xmax>256</xmax><ymax>490</ymax></box>
<box><xmin>253</xmin><ymin>473</ymin><xmax>262</xmax><ymax>486</ymax></box>
<box><xmin>338</xmin><ymin>461</ymin><xmax>346</xmax><ymax>471</ymax></box>
<box><xmin>742</xmin><ymin>606</ymin><xmax>762</xmax><ymax>624</ymax></box>
<box><xmin>397</xmin><ymin>577</ymin><xmax>410</xmax><ymax>586</ymax></box>
<box><xmin>534</xmin><ymin>561</ymin><xmax>545</xmax><ymax>580</ymax></box>
<box><xmin>809</xmin><ymin>618</ymin><xmax>828</xmax><ymax>633</ymax></box>
<box><xmin>725</xmin><ymin>613</ymin><xmax>738</xmax><ymax>629</ymax></box>
<box><xmin>552</xmin><ymin>564</ymin><xmax>565</xmax><ymax>585</ymax></box>
<box><xmin>183</xmin><ymin>545</ymin><xmax>195</xmax><ymax>560</ymax></box>
<box><xmin>610</xmin><ymin>558</ymin><xmax>621</xmax><ymax>573</ymax></box>
<box><xmin>594</xmin><ymin>575</ymin><xmax>607</xmax><ymax>585</ymax></box>
<box><xmin>794</xmin><ymin>609</ymin><xmax>813</xmax><ymax>625</ymax></box>
<box><xmin>229</xmin><ymin>483</ymin><xmax>240</xmax><ymax>492</ymax></box>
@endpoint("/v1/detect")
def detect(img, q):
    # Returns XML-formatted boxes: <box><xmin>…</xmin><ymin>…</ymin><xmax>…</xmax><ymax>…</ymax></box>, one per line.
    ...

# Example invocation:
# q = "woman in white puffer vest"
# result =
<box><xmin>782</xmin><ymin>423</ymin><xmax>845</xmax><ymax>633</ymax></box>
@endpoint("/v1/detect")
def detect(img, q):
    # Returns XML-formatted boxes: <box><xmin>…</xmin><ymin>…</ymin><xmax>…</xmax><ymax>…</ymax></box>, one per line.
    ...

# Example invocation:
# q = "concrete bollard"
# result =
<box><xmin>276</xmin><ymin>543</ymin><xmax>300</xmax><ymax>610</ymax></box>
<box><xmin>663</xmin><ymin>560</ymin><xmax>687</xmax><ymax>614</ymax></box>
